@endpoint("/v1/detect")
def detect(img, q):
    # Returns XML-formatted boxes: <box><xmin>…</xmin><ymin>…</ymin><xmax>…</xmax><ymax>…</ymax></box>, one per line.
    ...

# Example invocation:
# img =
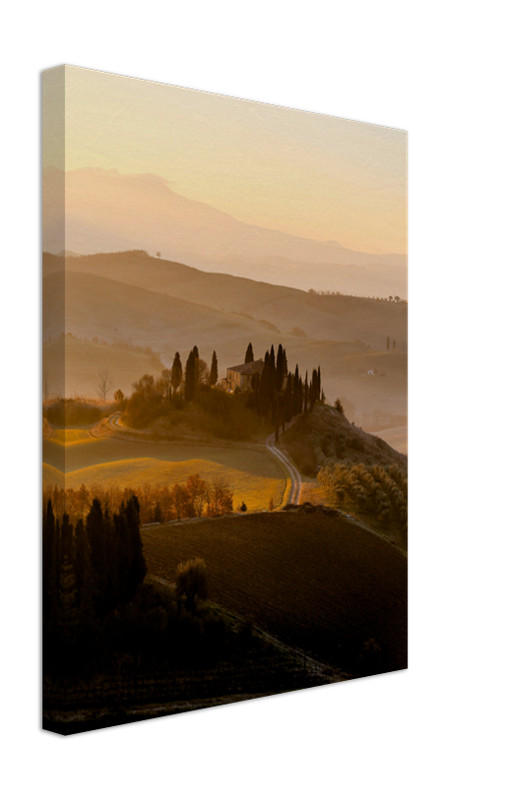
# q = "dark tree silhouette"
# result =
<box><xmin>276</xmin><ymin>344</ymin><xmax>286</xmax><ymax>392</ymax></box>
<box><xmin>171</xmin><ymin>352</ymin><xmax>183</xmax><ymax>395</ymax></box>
<box><xmin>210</xmin><ymin>351</ymin><xmax>218</xmax><ymax>386</ymax></box>
<box><xmin>86</xmin><ymin>499</ymin><xmax>107</xmax><ymax>609</ymax></box>
<box><xmin>245</xmin><ymin>343</ymin><xmax>254</xmax><ymax>363</ymax></box>
<box><xmin>184</xmin><ymin>351</ymin><xmax>195</xmax><ymax>401</ymax></box>
<box><xmin>175</xmin><ymin>558</ymin><xmax>208</xmax><ymax>612</ymax></box>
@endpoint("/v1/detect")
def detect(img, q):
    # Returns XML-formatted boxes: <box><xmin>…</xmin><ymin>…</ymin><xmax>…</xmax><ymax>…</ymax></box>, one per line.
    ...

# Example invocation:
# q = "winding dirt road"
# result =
<box><xmin>266</xmin><ymin>432</ymin><xmax>302</xmax><ymax>506</ymax></box>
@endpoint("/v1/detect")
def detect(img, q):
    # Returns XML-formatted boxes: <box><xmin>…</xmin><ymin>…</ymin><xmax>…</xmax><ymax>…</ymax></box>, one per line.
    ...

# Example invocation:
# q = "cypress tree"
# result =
<box><xmin>268</xmin><ymin>346</ymin><xmax>276</xmax><ymax>393</ymax></box>
<box><xmin>74</xmin><ymin>518</ymin><xmax>93</xmax><ymax>623</ymax></box>
<box><xmin>210</xmin><ymin>351</ymin><xmax>218</xmax><ymax>386</ymax></box>
<box><xmin>50</xmin><ymin>518</ymin><xmax>61</xmax><ymax>622</ymax></box>
<box><xmin>251</xmin><ymin>371</ymin><xmax>260</xmax><ymax>414</ymax></box>
<box><xmin>267</xmin><ymin>346</ymin><xmax>277</xmax><ymax>423</ymax></box>
<box><xmin>245</xmin><ymin>343</ymin><xmax>254</xmax><ymax>363</ymax></box>
<box><xmin>103</xmin><ymin>505</ymin><xmax>118</xmax><ymax>611</ymax></box>
<box><xmin>184</xmin><ymin>351</ymin><xmax>196</xmax><ymax>401</ymax></box>
<box><xmin>43</xmin><ymin>499</ymin><xmax>55</xmax><ymax>615</ymax></box>
<box><xmin>258</xmin><ymin>352</ymin><xmax>270</xmax><ymax>417</ymax></box>
<box><xmin>293</xmin><ymin>365</ymin><xmax>300</xmax><ymax>416</ymax></box>
<box><xmin>309</xmin><ymin>368</ymin><xmax>317</xmax><ymax>410</ymax></box>
<box><xmin>192</xmin><ymin>346</ymin><xmax>200</xmax><ymax>389</ymax></box>
<box><xmin>276</xmin><ymin>344</ymin><xmax>285</xmax><ymax>392</ymax></box>
<box><xmin>113</xmin><ymin>509</ymin><xmax>130</xmax><ymax>603</ymax></box>
<box><xmin>171</xmin><ymin>352</ymin><xmax>183</xmax><ymax>394</ymax></box>
<box><xmin>284</xmin><ymin>372</ymin><xmax>293</xmax><ymax>423</ymax></box>
<box><xmin>86</xmin><ymin>498</ymin><xmax>107</xmax><ymax>610</ymax></box>
<box><xmin>304</xmin><ymin>372</ymin><xmax>308</xmax><ymax>414</ymax></box>
<box><xmin>123</xmin><ymin>496</ymin><xmax>146</xmax><ymax>602</ymax></box>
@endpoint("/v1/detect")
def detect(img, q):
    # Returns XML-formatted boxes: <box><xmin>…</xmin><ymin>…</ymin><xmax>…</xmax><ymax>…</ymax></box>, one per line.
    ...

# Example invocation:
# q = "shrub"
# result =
<box><xmin>175</xmin><ymin>558</ymin><xmax>209</xmax><ymax>612</ymax></box>
<box><xmin>334</xmin><ymin>398</ymin><xmax>344</xmax><ymax>414</ymax></box>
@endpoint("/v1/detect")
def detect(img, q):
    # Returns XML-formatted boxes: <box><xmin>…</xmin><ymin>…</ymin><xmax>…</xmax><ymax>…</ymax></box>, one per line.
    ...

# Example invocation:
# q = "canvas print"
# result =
<box><xmin>42</xmin><ymin>66</ymin><xmax>407</xmax><ymax>734</ymax></box>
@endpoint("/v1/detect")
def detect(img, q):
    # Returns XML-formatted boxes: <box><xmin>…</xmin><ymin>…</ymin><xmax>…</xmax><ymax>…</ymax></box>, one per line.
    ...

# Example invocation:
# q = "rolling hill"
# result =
<box><xmin>42</xmin><ymin>250</ymin><xmax>407</xmax><ymax>448</ymax></box>
<box><xmin>43</xmin><ymin>167</ymin><xmax>407</xmax><ymax>298</ymax></box>
<box><xmin>142</xmin><ymin>511</ymin><xmax>408</xmax><ymax>673</ymax></box>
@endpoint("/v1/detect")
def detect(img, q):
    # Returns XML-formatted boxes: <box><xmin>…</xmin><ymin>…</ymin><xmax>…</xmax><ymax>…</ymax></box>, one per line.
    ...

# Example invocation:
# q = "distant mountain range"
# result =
<box><xmin>43</xmin><ymin>167</ymin><xmax>407</xmax><ymax>299</ymax></box>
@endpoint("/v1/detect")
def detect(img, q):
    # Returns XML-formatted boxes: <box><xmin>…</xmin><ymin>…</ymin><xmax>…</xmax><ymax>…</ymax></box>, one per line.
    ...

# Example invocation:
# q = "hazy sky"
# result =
<box><xmin>44</xmin><ymin>66</ymin><xmax>407</xmax><ymax>254</ymax></box>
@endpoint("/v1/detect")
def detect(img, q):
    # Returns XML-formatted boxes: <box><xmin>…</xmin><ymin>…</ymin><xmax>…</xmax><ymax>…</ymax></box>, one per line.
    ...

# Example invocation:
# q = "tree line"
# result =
<box><xmin>43</xmin><ymin>474</ymin><xmax>234</xmax><ymax>527</ymax></box>
<box><xmin>245</xmin><ymin>342</ymin><xmax>323</xmax><ymax>441</ymax></box>
<box><xmin>114</xmin><ymin>340</ymin><xmax>324</xmax><ymax>439</ymax></box>
<box><xmin>43</xmin><ymin>495</ymin><xmax>147</xmax><ymax>642</ymax></box>
<box><xmin>317</xmin><ymin>461</ymin><xmax>407</xmax><ymax>538</ymax></box>
<box><xmin>123</xmin><ymin>345</ymin><xmax>218</xmax><ymax>427</ymax></box>
<box><xmin>42</xmin><ymin>494</ymin><xmax>232</xmax><ymax>683</ymax></box>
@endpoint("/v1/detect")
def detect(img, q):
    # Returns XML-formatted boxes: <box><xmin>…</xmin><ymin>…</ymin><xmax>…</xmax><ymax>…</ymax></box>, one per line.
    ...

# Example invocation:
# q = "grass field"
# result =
<box><xmin>142</xmin><ymin>511</ymin><xmax>407</xmax><ymax>674</ymax></box>
<box><xmin>50</xmin><ymin>428</ymin><xmax>97</xmax><ymax>445</ymax></box>
<box><xmin>43</xmin><ymin>429</ymin><xmax>286</xmax><ymax>511</ymax></box>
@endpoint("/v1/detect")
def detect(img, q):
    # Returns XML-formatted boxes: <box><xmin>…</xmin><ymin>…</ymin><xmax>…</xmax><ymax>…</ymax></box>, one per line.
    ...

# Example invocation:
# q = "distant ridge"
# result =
<box><xmin>43</xmin><ymin>168</ymin><xmax>407</xmax><ymax>299</ymax></box>
<box><xmin>42</xmin><ymin>250</ymin><xmax>408</xmax><ymax>445</ymax></box>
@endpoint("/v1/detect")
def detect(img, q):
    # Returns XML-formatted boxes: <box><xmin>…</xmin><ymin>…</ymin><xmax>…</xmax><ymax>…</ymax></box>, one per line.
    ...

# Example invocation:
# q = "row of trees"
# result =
<box><xmin>123</xmin><ymin>346</ymin><xmax>218</xmax><ymax>425</ymax></box>
<box><xmin>131</xmin><ymin>345</ymin><xmax>218</xmax><ymax>402</ymax></box>
<box><xmin>43</xmin><ymin>496</ymin><xmax>146</xmax><ymax>633</ymax></box>
<box><xmin>245</xmin><ymin>342</ymin><xmax>323</xmax><ymax>441</ymax></box>
<box><xmin>308</xmin><ymin>288</ymin><xmax>405</xmax><ymax>303</ymax></box>
<box><xmin>42</xmin><ymin>494</ymin><xmax>226</xmax><ymax>681</ymax></box>
<box><xmin>116</xmin><ymin>341</ymin><xmax>324</xmax><ymax>438</ymax></box>
<box><xmin>43</xmin><ymin>474</ymin><xmax>234</xmax><ymax>527</ymax></box>
<box><xmin>317</xmin><ymin>461</ymin><xmax>407</xmax><ymax>531</ymax></box>
<box><xmin>183</xmin><ymin>346</ymin><xmax>218</xmax><ymax>401</ymax></box>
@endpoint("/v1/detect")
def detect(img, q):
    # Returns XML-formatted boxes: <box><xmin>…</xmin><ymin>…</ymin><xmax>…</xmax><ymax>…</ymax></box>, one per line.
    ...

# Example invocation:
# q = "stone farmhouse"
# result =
<box><xmin>224</xmin><ymin>358</ymin><xmax>264</xmax><ymax>392</ymax></box>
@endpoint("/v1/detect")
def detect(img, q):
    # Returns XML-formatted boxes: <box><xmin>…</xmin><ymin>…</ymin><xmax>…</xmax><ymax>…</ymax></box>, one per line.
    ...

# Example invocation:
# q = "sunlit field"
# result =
<box><xmin>43</xmin><ymin>428</ymin><xmax>286</xmax><ymax>511</ymax></box>
<box><xmin>50</xmin><ymin>428</ymin><xmax>96</xmax><ymax>445</ymax></box>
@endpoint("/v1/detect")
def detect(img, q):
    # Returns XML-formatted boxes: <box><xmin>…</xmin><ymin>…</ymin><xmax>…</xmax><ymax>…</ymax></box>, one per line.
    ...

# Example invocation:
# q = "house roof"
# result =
<box><xmin>227</xmin><ymin>359</ymin><xmax>264</xmax><ymax>376</ymax></box>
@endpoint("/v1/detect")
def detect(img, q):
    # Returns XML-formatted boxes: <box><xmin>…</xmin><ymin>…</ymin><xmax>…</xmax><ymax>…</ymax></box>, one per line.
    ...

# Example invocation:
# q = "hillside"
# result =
<box><xmin>43</xmin><ymin>167</ymin><xmax>407</xmax><ymax>298</ymax></box>
<box><xmin>280</xmin><ymin>403</ymin><xmax>407</xmax><ymax>476</ymax></box>
<box><xmin>42</xmin><ymin>251</ymin><xmax>407</xmax><ymax>448</ymax></box>
<box><xmin>142</xmin><ymin>511</ymin><xmax>408</xmax><ymax>674</ymax></box>
<box><xmin>44</xmin><ymin>251</ymin><xmax>408</xmax><ymax>352</ymax></box>
<box><xmin>281</xmin><ymin>404</ymin><xmax>407</xmax><ymax>544</ymax></box>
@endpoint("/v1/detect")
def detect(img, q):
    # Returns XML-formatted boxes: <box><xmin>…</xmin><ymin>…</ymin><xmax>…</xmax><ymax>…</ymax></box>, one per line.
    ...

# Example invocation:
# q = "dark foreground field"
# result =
<box><xmin>143</xmin><ymin>510</ymin><xmax>407</xmax><ymax>675</ymax></box>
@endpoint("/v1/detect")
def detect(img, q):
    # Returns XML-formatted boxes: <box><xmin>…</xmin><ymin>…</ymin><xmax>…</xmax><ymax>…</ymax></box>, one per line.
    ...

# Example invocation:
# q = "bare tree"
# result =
<box><xmin>43</xmin><ymin>371</ymin><xmax>50</xmax><ymax>401</ymax></box>
<box><xmin>158</xmin><ymin>368</ymin><xmax>173</xmax><ymax>399</ymax></box>
<box><xmin>97</xmin><ymin>368</ymin><xmax>112</xmax><ymax>401</ymax></box>
<box><xmin>197</xmin><ymin>358</ymin><xmax>210</xmax><ymax>386</ymax></box>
